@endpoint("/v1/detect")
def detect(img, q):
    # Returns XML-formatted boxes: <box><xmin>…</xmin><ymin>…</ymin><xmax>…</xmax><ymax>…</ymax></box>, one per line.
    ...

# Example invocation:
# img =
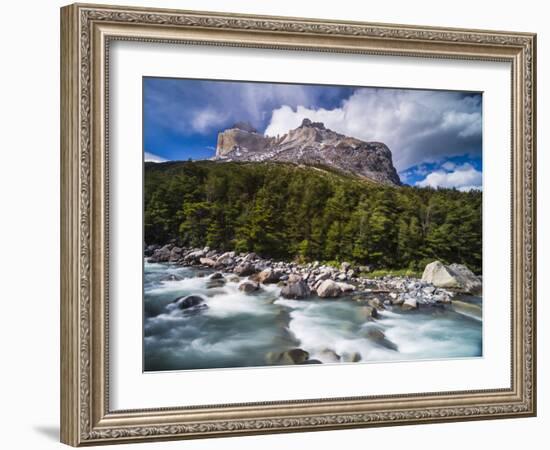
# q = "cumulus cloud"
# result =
<box><xmin>144</xmin><ymin>151</ymin><xmax>167</xmax><ymax>162</ymax></box>
<box><xmin>191</xmin><ymin>109</ymin><xmax>229</xmax><ymax>133</ymax></box>
<box><xmin>264</xmin><ymin>88</ymin><xmax>482</xmax><ymax>171</ymax></box>
<box><xmin>415</xmin><ymin>162</ymin><xmax>482</xmax><ymax>191</ymax></box>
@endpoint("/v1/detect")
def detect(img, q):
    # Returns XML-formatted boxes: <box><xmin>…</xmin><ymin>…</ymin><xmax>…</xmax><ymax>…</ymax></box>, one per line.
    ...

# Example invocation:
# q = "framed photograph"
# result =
<box><xmin>60</xmin><ymin>3</ymin><xmax>537</xmax><ymax>446</ymax></box>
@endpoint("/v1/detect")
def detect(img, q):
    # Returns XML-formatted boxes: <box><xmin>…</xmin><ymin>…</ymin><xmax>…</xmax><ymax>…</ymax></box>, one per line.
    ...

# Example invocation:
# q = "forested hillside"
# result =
<box><xmin>144</xmin><ymin>161</ymin><xmax>482</xmax><ymax>273</ymax></box>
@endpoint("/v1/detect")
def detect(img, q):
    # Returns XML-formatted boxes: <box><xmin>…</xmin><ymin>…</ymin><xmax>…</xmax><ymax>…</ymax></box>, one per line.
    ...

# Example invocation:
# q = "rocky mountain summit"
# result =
<box><xmin>215</xmin><ymin>118</ymin><xmax>401</xmax><ymax>186</ymax></box>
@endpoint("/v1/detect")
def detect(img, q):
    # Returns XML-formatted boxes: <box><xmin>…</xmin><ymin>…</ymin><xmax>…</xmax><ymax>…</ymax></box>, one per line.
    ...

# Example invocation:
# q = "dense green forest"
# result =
<box><xmin>144</xmin><ymin>161</ymin><xmax>482</xmax><ymax>273</ymax></box>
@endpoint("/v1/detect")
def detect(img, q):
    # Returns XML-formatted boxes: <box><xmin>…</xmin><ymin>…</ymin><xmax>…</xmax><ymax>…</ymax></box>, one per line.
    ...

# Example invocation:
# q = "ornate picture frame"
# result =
<box><xmin>60</xmin><ymin>3</ymin><xmax>536</xmax><ymax>446</ymax></box>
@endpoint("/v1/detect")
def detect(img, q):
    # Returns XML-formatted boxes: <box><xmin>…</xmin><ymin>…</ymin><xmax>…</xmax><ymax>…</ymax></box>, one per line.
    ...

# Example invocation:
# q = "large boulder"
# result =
<box><xmin>316</xmin><ymin>279</ymin><xmax>342</xmax><ymax>298</ymax></box>
<box><xmin>422</xmin><ymin>261</ymin><xmax>482</xmax><ymax>294</ymax></box>
<box><xmin>281</xmin><ymin>275</ymin><xmax>310</xmax><ymax>299</ymax></box>
<box><xmin>238</xmin><ymin>280</ymin><xmax>259</xmax><ymax>294</ymax></box>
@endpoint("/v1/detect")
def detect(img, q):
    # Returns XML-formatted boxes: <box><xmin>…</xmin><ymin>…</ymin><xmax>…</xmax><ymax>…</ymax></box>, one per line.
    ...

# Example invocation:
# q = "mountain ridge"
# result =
<box><xmin>214</xmin><ymin>118</ymin><xmax>401</xmax><ymax>186</ymax></box>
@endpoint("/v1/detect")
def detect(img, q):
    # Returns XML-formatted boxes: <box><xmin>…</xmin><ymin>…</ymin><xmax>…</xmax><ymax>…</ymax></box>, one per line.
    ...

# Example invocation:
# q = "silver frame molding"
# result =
<box><xmin>60</xmin><ymin>3</ymin><xmax>536</xmax><ymax>446</ymax></box>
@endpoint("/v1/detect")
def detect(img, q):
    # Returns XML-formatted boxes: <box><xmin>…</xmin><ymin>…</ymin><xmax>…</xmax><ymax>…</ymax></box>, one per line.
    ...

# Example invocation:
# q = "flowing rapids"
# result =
<box><xmin>144</xmin><ymin>262</ymin><xmax>482</xmax><ymax>372</ymax></box>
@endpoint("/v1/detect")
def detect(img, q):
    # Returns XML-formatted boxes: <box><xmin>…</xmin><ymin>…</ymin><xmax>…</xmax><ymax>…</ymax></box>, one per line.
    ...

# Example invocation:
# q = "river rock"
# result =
<box><xmin>401</xmin><ymin>296</ymin><xmax>418</xmax><ymax>311</ymax></box>
<box><xmin>148</xmin><ymin>244</ymin><xmax>172</xmax><ymax>263</ymax></box>
<box><xmin>258</xmin><ymin>268</ymin><xmax>282</xmax><ymax>284</ymax></box>
<box><xmin>243</xmin><ymin>252</ymin><xmax>258</xmax><ymax>262</ymax></box>
<box><xmin>171</xmin><ymin>295</ymin><xmax>206</xmax><ymax>310</ymax></box>
<box><xmin>367</xmin><ymin>297</ymin><xmax>385</xmax><ymax>310</ymax></box>
<box><xmin>266</xmin><ymin>348</ymin><xmax>310</xmax><ymax>365</ymax></box>
<box><xmin>160</xmin><ymin>273</ymin><xmax>181</xmax><ymax>281</ymax></box>
<box><xmin>357</xmin><ymin>305</ymin><xmax>378</xmax><ymax>320</ymax></box>
<box><xmin>216</xmin><ymin>252</ymin><xmax>235</xmax><ymax>266</ymax></box>
<box><xmin>206</xmin><ymin>278</ymin><xmax>225</xmax><ymax>289</ymax></box>
<box><xmin>315</xmin><ymin>271</ymin><xmax>332</xmax><ymax>283</ymax></box>
<box><xmin>169</xmin><ymin>246</ymin><xmax>182</xmax><ymax>262</ymax></box>
<box><xmin>364</xmin><ymin>327</ymin><xmax>398</xmax><ymax>351</ymax></box>
<box><xmin>317</xmin><ymin>279</ymin><xmax>342</xmax><ymax>298</ymax></box>
<box><xmin>433</xmin><ymin>289</ymin><xmax>452</xmax><ymax>304</ymax></box>
<box><xmin>199</xmin><ymin>257</ymin><xmax>217</xmax><ymax>267</ymax></box>
<box><xmin>238</xmin><ymin>280</ymin><xmax>259</xmax><ymax>293</ymax></box>
<box><xmin>422</xmin><ymin>286</ymin><xmax>436</xmax><ymax>295</ymax></box>
<box><xmin>337</xmin><ymin>282</ymin><xmax>356</xmax><ymax>293</ymax></box>
<box><xmin>448</xmin><ymin>263</ymin><xmax>482</xmax><ymax>294</ymax></box>
<box><xmin>341</xmin><ymin>352</ymin><xmax>362</xmax><ymax>362</ymax></box>
<box><xmin>422</xmin><ymin>261</ymin><xmax>481</xmax><ymax>294</ymax></box>
<box><xmin>281</xmin><ymin>275</ymin><xmax>311</xmax><ymax>299</ymax></box>
<box><xmin>209</xmin><ymin>272</ymin><xmax>224</xmax><ymax>280</ymax></box>
<box><xmin>234</xmin><ymin>262</ymin><xmax>255</xmax><ymax>276</ymax></box>
<box><xmin>184</xmin><ymin>249</ymin><xmax>205</xmax><ymax>262</ymax></box>
<box><xmin>319</xmin><ymin>349</ymin><xmax>341</xmax><ymax>362</ymax></box>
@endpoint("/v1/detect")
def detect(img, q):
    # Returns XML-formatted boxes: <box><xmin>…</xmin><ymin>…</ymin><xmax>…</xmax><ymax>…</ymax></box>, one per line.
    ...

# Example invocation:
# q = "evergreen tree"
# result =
<box><xmin>144</xmin><ymin>161</ymin><xmax>483</xmax><ymax>273</ymax></box>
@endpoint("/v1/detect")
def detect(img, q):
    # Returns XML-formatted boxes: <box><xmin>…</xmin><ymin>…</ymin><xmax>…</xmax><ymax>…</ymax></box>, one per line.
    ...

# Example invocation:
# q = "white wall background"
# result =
<box><xmin>0</xmin><ymin>1</ymin><xmax>546</xmax><ymax>449</ymax></box>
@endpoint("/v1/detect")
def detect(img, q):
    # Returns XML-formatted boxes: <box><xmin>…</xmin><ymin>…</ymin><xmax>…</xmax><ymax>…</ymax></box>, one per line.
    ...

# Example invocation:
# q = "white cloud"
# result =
<box><xmin>441</xmin><ymin>161</ymin><xmax>456</xmax><ymax>171</ymax></box>
<box><xmin>415</xmin><ymin>163</ymin><xmax>482</xmax><ymax>191</ymax></box>
<box><xmin>191</xmin><ymin>109</ymin><xmax>229</xmax><ymax>134</ymax></box>
<box><xmin>144</xmin><ymin>151</ymin><xmax>167</xmax><ymax>162</ymax></box>
<box><xmin>264</xmin><ymin>88</ymin><xmax>481</xmax><ymax>171</ymax></box>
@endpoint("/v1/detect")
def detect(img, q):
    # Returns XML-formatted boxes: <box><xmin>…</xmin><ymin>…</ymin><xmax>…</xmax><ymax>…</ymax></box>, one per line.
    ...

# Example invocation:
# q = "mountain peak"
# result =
<box><xmin>299</xmin><ymin>118</ymin><xmax>326</xmax><ymax>130</ymax></box>
<box><xmin>214</xmin><ymin>121</ymin><xmax>401</xmax><ymax>186</ymax></box>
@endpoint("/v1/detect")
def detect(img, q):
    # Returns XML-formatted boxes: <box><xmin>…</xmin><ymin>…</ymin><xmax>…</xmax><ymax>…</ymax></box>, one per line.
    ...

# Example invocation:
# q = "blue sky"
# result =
<box><xmin>144</xmin><ymin>77</ymin><xmax>482</xmax><ymax>190</ymax></box>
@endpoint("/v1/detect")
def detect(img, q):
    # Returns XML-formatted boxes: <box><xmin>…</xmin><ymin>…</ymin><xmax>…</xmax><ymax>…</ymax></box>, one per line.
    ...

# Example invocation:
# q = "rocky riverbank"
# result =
<box><xmin>145</xmin><ymin>244</ymin><xmax>482</xmax><ymax>312</ymax></box>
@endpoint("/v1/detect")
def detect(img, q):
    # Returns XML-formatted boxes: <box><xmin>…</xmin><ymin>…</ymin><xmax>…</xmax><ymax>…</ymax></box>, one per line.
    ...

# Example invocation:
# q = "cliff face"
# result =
<box><xmin>215</xmin><ymin>119</ymin><xmax>401</xmax><ymax>186</ymax></box>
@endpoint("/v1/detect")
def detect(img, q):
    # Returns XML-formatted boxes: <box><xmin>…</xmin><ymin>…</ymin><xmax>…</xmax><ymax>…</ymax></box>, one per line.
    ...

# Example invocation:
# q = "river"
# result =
<box><xmin>144</xmin><ymin>261</ymin><xmax>482</xmax><ymax>371</ymax></box>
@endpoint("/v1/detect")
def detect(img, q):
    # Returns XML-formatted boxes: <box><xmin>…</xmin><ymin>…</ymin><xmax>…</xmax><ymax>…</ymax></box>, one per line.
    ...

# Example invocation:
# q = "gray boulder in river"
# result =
<box><xmin>280</xmin><ymin>275</ymin><xmax>310</xmax><ymax>299</ymax></box>
<box><xmin>238</xmin><ymin>280</ymin><xmax>259</xmax><ymax>294</ymax></box>
<box><xmin>422</xmin><ymin>261</ymin><xmax>482</xmax><ymax>295</ymax></box>
<box><xmin>169</xmin><ymin>295</ymin><xmax>208</xmax><ymax>313</ymax></box>
<box><xmin>316</xmin><ymin>279</ymin><xmax>342</xmax><ymax>298</ymax></box>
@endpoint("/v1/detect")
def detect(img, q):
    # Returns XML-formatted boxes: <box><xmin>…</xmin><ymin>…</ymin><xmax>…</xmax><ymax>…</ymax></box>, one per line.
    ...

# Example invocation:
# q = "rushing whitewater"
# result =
<box><xmin>144</xmin><ymin>262</ymin><xmax>482</xmax><ymax>372</ymax></box>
